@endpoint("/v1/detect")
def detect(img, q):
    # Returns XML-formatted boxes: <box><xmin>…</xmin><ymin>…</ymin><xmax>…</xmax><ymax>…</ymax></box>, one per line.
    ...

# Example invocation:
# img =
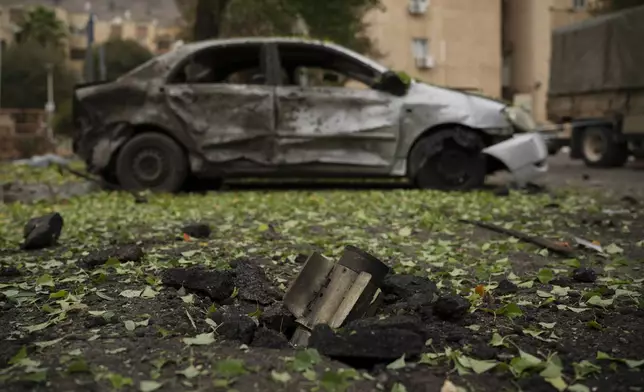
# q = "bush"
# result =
<box><xmin>53</xmin><ymin>99</ymin><xmax>74</xmax><ymax>138</ymax></box>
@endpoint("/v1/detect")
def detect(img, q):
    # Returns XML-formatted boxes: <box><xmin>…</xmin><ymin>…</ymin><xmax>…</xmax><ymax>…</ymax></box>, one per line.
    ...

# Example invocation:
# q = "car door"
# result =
<box><xmin>273</xmin><ymin>43</ymin><xmax>402</xmax><ymax>174</ymax></box>
<box><xmin>163</xmin><ymin>42</ymin><xmax>276</xmax><ymax>167</ymax></box>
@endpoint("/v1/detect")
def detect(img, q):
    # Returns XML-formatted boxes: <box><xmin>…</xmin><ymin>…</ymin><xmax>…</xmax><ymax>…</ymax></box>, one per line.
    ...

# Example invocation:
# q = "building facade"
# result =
<box><xmin>502</xmin><ymin>0</ymin><xmax>595</xmax><ymax>124</ymax></box>
<box><xmin>364</xmin><ymin>0</ymin><xmax>503</xmax><ymax>98</ymax></box>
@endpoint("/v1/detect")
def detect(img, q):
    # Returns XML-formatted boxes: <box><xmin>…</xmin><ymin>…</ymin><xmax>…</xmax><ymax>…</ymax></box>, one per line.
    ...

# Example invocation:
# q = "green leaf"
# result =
<box><xmin>49</xmin><ymin>290</ymin><xmax>68</xmax><ymax>299</ymax></box>
<box><xmin>605</xmin><ymin>243</ymin><xmax>624</xmax><ymax>254</ymax></box>
<box><xmin>34</xmin><ymin>337</ymin><xmax>64</xmax><ymax>349</ymax></box>
<box><xmin>215</xmin><ymin>358</ymin><xmax>247</xmax><ymax>379</ymax></box>
<box><xmin>538</xmin><ymin>322</ymin><xmax>556</xmax><ymax>329</ymax></box>
<box><xmin>119</xmin><ymin>289</ymin><xmax>142</xmax><ymax>298</ymax></box>
<box><xmin>624</xmin><ymin>359</ymin><xmax>644</xmax><ymax>369</ymax></box>
<box><xmin>386</xmin><ymin>354</ymin><xmax>406</xmax><ymax>370</ymax></box>
<box><xmin>490</xmin><ymin>333</ymin><xmax>509</xmax><ymax>347</ymax></box>
<box><xmin>293</xmin><ymin>348</ymin><xmax>322</xmax><ymax>371</ymax></box>
<box><xmin>537</xmin><ymin>269</ymin><xmax>554</xmax><ymax>284</ymax></box>
<box><xmin>25</xmin><ymin>320</ymin><xmax>52</xmax><ymax>333</ymax></box>
<box><xmin>182</xmin><ymin>332</ymin><xmax>215</xmax><ymax>346</ymax></box>
<box><xmin>544</xmin><ymin>376</ymin><xmax>567</xmax><ymax>392</ymax></box>
<box><xmin>587</xmin><ymin>320</ymin><xmax>603</xmax><ymax>330</ymax></box>
<box><xmin>497</xmin><ymin>303</ymin><xmax>523</xmax><ymax>319</ymax></box>
<box><xmin>124</xmin><ymin>320</ymin><xmax>136</xmax><ymax>331</ymax></box>
<box><xmin>140</xmin><ymin>380</ymin><xmax>163</xmax><ymax>392</ymax></box>
<box><xmin>271</xmin><ymin>370</ymin><xmax>292</xmax><ymax>384</ymax></box>
<box><xmin>36</xmin><ymin>274</ymin><xmax>55</xmax><ymax>287</ymax></box>
<box><xmin>573</xmin><ymin>360</ymin><xmax>601</xmax><ymax>379</ymax></box>
<box><xmin>391</xmin><ymin>383</ymin><xmax>408</xmax><ymax>392</ymax></box>
<box><xmin>141</xmin><ymin>286</ymin><xmax>157</xmax><ymax>299</ymax></box>
<box><xmin>398</xmin><ymin>227</ymin><xmax>412</xmax><ymax>237</ymax></box>
<box><xmin>587</xmin><ymin>295</ymin><xmax>613</xmax><ymax>308</ymax></box>
<box><xmin>568</xmin><ymin>384</ymin><xmax>591</xmax><ymax>392</ymax></box>
<box><xmin>107</xmin><ymin>373</ymin><xmax>133</xmax><ymax>389</ymax></box>
<box><xmin>9</xmin><ymin>346</ymin><xmax>27</xmax><ymax>365</ymax></box>
<box><xmin>459</xmin><ymin>356</ymin><xmax>498</xmax><ymax>374</ymax></box>
<box><xmin>177</xmin><ymin>365</ymin><xmax>201</xmax><ymax>379</ymax></box>
<box><xmin>67</xmin><ymin>358</ymin><xmax>90</xmax><ymax>373</ymax></box>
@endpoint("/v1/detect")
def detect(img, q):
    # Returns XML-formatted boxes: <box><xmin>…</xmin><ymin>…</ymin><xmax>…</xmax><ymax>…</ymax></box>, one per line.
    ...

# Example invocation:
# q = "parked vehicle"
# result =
<box><xmin>72</xmin><ymin>37</ymin><xmax>548</xmax><ymax>192</ymax></box>
<box><xmin>547</xmin><ymin>5</ymin><xmax>644</xmax><ymax>167</ymax></box>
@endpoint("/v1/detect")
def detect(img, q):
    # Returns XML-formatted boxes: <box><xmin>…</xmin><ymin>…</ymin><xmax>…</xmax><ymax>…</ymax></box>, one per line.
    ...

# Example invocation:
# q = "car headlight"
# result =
<box><xmin>504</xmin><ymin>106</ymin><xmax>537</xmax><ymax>132</ymax></box>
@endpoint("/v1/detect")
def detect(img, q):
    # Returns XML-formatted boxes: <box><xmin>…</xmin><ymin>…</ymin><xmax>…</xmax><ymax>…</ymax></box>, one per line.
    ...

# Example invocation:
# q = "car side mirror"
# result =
<box><xmin>377</xmin><ymin>71</ymin><xmax>409</xmax><ymax>96</ymax></box>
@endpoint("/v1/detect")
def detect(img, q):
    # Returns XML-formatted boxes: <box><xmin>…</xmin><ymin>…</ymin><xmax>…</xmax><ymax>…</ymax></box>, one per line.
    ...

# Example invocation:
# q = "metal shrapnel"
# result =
<box><xmin>283</xmin><ymin>245</ymin><xmax>390</xmax><ymax>347</ymax></box>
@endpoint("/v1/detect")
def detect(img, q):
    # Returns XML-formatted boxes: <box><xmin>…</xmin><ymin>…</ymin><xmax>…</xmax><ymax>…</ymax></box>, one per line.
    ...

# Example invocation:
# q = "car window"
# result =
<box><xmin>277</xmin><ymin>43</ymin><xmax>380</xmax><ymax>89</ymax></box>
<box><xmin>292</xmin><ymin>66</ymin><xmax>370</xmax><ymax>90</ymax></box>
<box><xmin>169</xmin><ymin>44</ymin><xmax>266</xmax><ymax>85</ymax></box>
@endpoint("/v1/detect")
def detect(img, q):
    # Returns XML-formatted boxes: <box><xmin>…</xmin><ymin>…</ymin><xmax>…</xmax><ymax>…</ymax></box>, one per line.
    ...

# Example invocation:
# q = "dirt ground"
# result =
<box><xmin>1</xmin><ymin>153</ymin><xmax>643</xmax><ymax>392</ymax></box>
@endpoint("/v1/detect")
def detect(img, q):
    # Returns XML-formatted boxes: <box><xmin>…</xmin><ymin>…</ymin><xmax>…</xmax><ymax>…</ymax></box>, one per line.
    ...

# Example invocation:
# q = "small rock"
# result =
<box><xmin>471</xmin><ymin>344</ymin><xmax>498</xmax><ymax>360</ymax></box>
<box><xmin>550</xmin><ymin>277</ymin><xmax>573</xmax><ymax>286</ymax></box>
<box><xmin>251</xmin><ymin>327</ymin><xmax>290</xmax><ymax>349</ymax></box>
<box><xmin>433</xmin><ymin>295</ymin><xmax>470</xmax><ymax>321</ymax></box>
<box><xmin>621</xmin><ymin>195</ymin><xmax>638</xmax><ymax>206</ymax></box>
<box><xmin>230</xmin><ymin>259</ymin><xmax>281</xmax><ymax>305</ymax></box>
<box><xmin>347</xmin><ymin>315</ymin><xmax>429</xmax><ymax>340</ymax></box>
<box><xmin>0</xmin><ymin>266</ymin><xmax>21</xmax><ymax>278</ymax></box>
<box><xmin>215</xmin><ymin>312</ymin><xmax>257</xmax><ymax>344</ymax></box>
<box><xmin>382</xmin><ymin>274</ymin><xmax>438</xmax><ymax>301</ymax></box>
<box><xmin>309</xmin><ymin>323</ymin><xmax>424</xmax><ymax>367</ymax></box>
<box><xmin>294</xmin><ymin>254</ymin><xmax>308</xmax><ymax>264</ymax></box>
<box><xmin>182</xmin><ymin>223</ymin><xmax>211</xmax><ymax>239</ymax></box>
<box><xmin>582</xmin><ymin>174</ymin><xmax>590</xmax><ymax>181</ymax></box>
<box><xmin>568</xmin><ymin>291</ymin><xmax>581</xmax><ymax>298</ymax></box>
<box><xmin>162</xmin><ymin>266</ymin><xmax>235</xmax><ymax>302</ymax></box>
<box><xmin>496</xmin><ymin>279</ymin><xmax>518</xmax><ymax>295</ymax></box>
<box><xmin>81</xmin><ymin>245</ymin><xmax>144</xmax><ymax>269</ymax></box>
<box><xmin>259</xmin><ymin>304</ymin><xmax>296</xmax><ymax>336</ymax></box>
<box><xmin>572</xmin><ymin>268</ymin><xmax>597</xmax><ymax>283</ymax></box>
<box><xmin>22</xmin><ymin>212</ymin><xmax>64</xmax><ymax>250</ymax></box>
<box><xmin>493</xmin><ymin>187</ymin><xmax>510</xmax><ymax>197</ymax></box>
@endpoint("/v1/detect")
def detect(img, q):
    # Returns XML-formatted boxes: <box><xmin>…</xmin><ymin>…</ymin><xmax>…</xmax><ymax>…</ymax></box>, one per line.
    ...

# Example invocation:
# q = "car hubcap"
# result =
<box><xmin>583</xmin><ymin>132</ymin><xmax>605</xmax><ymax>162</ymax></box>
<box><xmin>133</xmin><ymin>149</ymin><xmax>164</xmax><ymax>183</ymax></box>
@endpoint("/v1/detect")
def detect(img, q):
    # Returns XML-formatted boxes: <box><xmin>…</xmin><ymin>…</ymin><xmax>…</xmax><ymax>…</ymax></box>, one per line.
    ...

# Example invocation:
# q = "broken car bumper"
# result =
<box><xmin>483</xmin><ymin>132</ymin><xmax>549</xmax><ymax>186</ymax></box>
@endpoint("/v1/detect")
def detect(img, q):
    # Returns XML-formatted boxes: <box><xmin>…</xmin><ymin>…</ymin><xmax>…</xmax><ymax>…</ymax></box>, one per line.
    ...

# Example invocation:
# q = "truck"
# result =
<box><xmin>547</xmin><ymin>4</ymin><xmax>644</xmax><ymax>167</ymax></box>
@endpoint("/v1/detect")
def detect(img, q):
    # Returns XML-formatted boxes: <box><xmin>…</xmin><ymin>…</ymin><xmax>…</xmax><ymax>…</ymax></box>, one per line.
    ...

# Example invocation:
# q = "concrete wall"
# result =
<box><xmin>365</xmin><ymin>0</ymin><xmax>502</xmax><ymax>98</ymax></box>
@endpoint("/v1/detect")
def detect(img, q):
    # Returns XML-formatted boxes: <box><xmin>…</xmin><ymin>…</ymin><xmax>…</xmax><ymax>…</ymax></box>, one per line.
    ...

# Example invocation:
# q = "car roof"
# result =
<box><xmin>174</xmin><ymin>37</ymin><xmax>388</xmax><ymax>73</ymax></box>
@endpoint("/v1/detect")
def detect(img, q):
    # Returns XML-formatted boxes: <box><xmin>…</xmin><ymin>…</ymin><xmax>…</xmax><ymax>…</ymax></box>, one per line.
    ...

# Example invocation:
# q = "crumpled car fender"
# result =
<box><xmin>482</xmin><ymin>133</ymin><xmax>549</xmax><ymax>186</ymax></box>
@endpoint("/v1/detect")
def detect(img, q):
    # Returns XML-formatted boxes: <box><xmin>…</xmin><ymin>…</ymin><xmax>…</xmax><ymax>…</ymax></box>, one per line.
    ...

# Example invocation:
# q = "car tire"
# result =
<box><xmin>408</xmin><ymin>128</ymin><xmax>487</xmax><ymax>191</ymax></box>
<box><xmin>115</xmin><ymin>132</ymin><xmax>188</xmax><ymax>193</ymax></box>
<box><xmin>581</xmin><ymin>127</ymin><xmax>628</xmax><ymax>168</ymax></box>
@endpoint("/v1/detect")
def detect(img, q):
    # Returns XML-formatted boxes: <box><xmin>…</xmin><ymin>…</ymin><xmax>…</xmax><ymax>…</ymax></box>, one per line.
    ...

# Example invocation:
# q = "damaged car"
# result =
<box><xmin>72</xmin><ymin>37</ymin><xmax>548</xmax><ymax>192</ymax></box>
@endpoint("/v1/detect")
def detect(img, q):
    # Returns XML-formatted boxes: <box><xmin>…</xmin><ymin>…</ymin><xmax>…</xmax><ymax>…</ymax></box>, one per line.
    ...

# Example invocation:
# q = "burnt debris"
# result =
<box><xmin>22</xmin><ymin>212</ymin><xmax>64</xmax><ymax>250</ymax></box>
<box><xmin>81</xmin><ymin>244</ymin><xmax>144</xmax><ymax>269</ymax></box>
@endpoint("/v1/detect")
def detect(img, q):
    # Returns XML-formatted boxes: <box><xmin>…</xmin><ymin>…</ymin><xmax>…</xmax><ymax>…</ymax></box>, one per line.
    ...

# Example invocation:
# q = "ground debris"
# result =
<box><xmin>432</xmin><ymin>295</ymin><xmax>470</xmax><ymax>321</ymax></box>
<box><xmin>231</xmin><ymin>259</ymin><xmax>282</xmax><ymax>305</ymax></box>
<box><xmin>22</xmin><ymin>212</ymin><xmax>64</xmax><ymax>250</ymax></box>
<box><xmin>80</xmin><ymin>244</ymin><xmax>144</xmax><ymax>269</ymax></box>
<box><xmin>573</xmin><ymin>267</ymin><xmax>598</xmax><ymax>283</ymax></box>
<box><xmin>181</xmin><ymin>223</ymin><xmax>211</xmax><ymax>239</ymax></box>
<box><xmin>259</xmin><ymin>303</ymin><xmax>297</xmax><ymax>337</ymax></box>
<box><xmin>308</xmin><ymin>317</ymin><xmax>425</xmax><ymax>367</ymax></box>
<box><xmin>251</xmin><ymin>327</ymin><xmax>290</xmax><ymax>349</ymax></box>
<box><xmin>496</xmin><ymin>279</ymin><xmax>518</xmax><ymax>295</ymax></box>
<box><xmin>459</xmin><ymin>219</ymin><xmax>576</xmax><ymax>257</ymax></box>
<box><xmin>211</xmin><ymin>310</ymin><xmax>257</xmax><ymax>344</ymax></box>
<box><xmin>382</xmin><ymin>274</ymin><xmax>438</xmax><ymax>302</ymax></box>
<box><xmin>162</xmin><ymin>266</ymin><xmax>235</xmax><ymax>302</ymax></box>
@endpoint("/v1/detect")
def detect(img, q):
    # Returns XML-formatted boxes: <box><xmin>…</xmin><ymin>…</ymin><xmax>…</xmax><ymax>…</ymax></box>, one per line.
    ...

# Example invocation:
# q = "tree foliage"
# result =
<box><xmin>175</xmin><ymin>0</ymin><xmax>382</xmax><ymax>55</ymax></box>
<box><xmin>93</xmin><ymin>39</ymin><xmax>154</xmax><ymax>81</ymax></box>
<box><xmin>16</xmin><ymin>6</ymin><xmax>67</xmax><ymax>49</ymax></box>
<box><xmin>0</xmin><ymin>41</ymin><xmax>77</xmax><ymax>109</ymax></box>
<box><xmin>592</xmin><ymin>0</ymin><xmax>644</xmax><ymax>14</ymax></box>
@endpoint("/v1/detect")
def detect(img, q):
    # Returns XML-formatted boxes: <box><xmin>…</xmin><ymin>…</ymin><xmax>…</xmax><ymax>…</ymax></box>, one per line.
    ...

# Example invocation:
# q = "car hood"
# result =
<box><xmin>402</xmin><ymin>81</ymin><xmax>511</xmax><ymax>129</ymax></box>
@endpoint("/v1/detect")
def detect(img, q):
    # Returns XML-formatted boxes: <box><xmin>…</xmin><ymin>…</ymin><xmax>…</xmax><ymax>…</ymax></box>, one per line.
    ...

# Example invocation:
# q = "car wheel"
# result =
<box><xmin>581</xmin><ymin>127</ymin><xmax>628</xmax><ymax>168</ymax></box>
<box><xmin>408</xmin><ymin>128</ymin><xmax>487</xmax><ymax>191</ymax></box>
<box><xmin>115</xmin><ymin>133</ymin><xmax>188</xmax><ymax>192</ymax></box>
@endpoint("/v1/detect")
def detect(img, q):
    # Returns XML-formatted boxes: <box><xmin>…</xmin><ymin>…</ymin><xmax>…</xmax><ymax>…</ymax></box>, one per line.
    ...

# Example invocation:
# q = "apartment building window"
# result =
<box><xmin>136</xmin><ymin>25</ymin><xmax>149</xmax><ymax>42</ymax></box>
<box><xmin>409</xmin><ymin>0</ymin><xmax>429</xmax><ymax>14</ymax></box>
<box><xmin>573</xmin><ymin>0</ymin><xmax>587</xmax><ymax>10</ymax></box>
<box><xmin>412</xmin><ymin>38</ymin><xmax>434</xmax><ymax>69</ymax></box>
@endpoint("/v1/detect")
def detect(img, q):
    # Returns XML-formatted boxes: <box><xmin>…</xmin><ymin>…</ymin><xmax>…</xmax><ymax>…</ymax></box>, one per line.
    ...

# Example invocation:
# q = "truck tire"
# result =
<box><xmin>115</xmin><ymin>133</ymin><xmax>189</xmax><ymax>193</ymax></box>
<box><xmin>581</xmin><ymin>127</ymin><xmax>628</xmax><ymax>168</ymax></box>
<box><xmin>408</xmin><ymin>128</ymin><xmax>487</xmax><ymax>191</ymax></box>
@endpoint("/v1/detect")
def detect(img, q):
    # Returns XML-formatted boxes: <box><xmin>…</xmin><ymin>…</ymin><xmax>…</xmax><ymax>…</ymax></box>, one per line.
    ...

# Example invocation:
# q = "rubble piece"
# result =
<box><xmin>346</xmin><ymin>315</ymin><xmax>429</xmax><ymax>340</ymax></box>
<box><xmin>308</xmin><ymin>323</ymin><xmax>424</xmax><ymax>368</ymax></box>
<box><xmin>573</xmin><ymin>237</ymin><xmax>605</xmax><ymax>254</ymax></box>
<box><xmin>382</xmin><ymin>274</ymin><xmax>438</xmax><ymax>301</ymax></box>
<box><xmin>81</xmin><ymin>244</ymin><xmax>144</xmax><ymax>269</ymax></box>
<box><xmin>212</xmin><ymin>312</ymin><xmax>257</xmax><ymax>344</ymax></box>
<box><xmin>284</xmin><ymin>245</ymin><xmax>390</xmax><ymax>347</ymax></box>
<box><xmin>251</xmin><ymin>327</ymin><xmax>290</xmax><ymax>349</ymax></box>
<box><xmin>181</xmin><ymin>223</ymin><xmax>211</xmax><ymax>239</ymax></box>
<box><xmin>433</xmin><ymin>295</ymin><xmax>470</xmax><ymax>321</ymax></box>
<box><xmin>162</xmin><ymin>266</ymin><xmax>235</xmax><ymax>302</ymax></box>
<box><xmin>231</xmin><ymin>259</ymin><xmax>282</xmax><ymax>305</ymax></box>
<box><xmin>496</xmin><ymin>279</ymin><xmax>518</xmax><ymax>295</ymax></box>
<box><xmin>0</xmin><ymin>266</ymin><xmax>21</xmax><ymax>278</ymax></box>
<box><xmin>459</xmin><ymin>219</ymin><xmax>576</xmax><ymax>257</ymax></box>
<box><xmin>259</xmin><ymin>303</ymin><xmax>297</xmax><ymax>336</ymax></box>
<box><xmin>573</xmin><ymin>268</ymin><xmax>598</xmax><ymax>283</ymax></box>
<box><xmin>22</xmin><ymin>212</ymin><xmax>64</xmax><ymax>250</ymax></box>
